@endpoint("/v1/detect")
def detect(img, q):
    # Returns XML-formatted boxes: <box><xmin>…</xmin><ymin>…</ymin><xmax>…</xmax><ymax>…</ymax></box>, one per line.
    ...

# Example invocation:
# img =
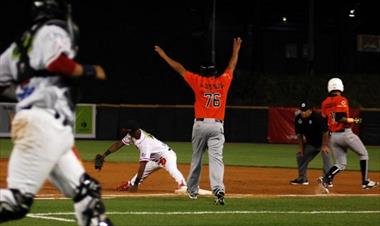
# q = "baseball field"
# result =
<box><xmin>1</xmin><ymin>139</ymin><xmax>379</xmax><ymax>226</ymax></box>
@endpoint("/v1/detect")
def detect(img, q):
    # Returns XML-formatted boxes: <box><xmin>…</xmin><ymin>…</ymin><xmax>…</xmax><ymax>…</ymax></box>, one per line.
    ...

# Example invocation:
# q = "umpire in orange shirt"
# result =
<box><xmin>155</xmin><ymin>37</ymin><xmax>242</xmax><ymax>205</ymax></box>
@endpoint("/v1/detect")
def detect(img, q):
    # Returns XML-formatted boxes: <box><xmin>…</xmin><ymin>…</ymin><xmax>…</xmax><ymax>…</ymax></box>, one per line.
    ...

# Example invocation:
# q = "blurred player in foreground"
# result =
<box><xmin>0</xmin><ymin>0</ymin><xmax>113</xmax><ymax>225</ymax></box>
<box><xmin>318</xmin><ymin>77</ymin><xmax>379</xmax><ymax>193</ymax></box>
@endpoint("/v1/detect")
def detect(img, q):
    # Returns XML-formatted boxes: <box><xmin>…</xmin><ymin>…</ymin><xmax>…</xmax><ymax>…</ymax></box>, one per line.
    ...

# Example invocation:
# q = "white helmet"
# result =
<box><xmin>327</xmin><ymin>77</ymin><xmax>344</xmax><ymax>93</ymax></box>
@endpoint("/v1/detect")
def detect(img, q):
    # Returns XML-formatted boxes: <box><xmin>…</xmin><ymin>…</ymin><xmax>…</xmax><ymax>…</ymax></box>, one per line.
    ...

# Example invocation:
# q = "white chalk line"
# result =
<box><xmin>34</xmin><ymin>193</ymin><xmax>380</xmax><ymax>200</ymax></box>
<box><xmin>26</xmin><ymin>210</ymin><xmax>380</xmax><ymax>223</ymax></box>
<box><xmin>30</xmin><ymin>210</ymin><xmax>380</xmax><ymax>216</ymax></box>
<box><xmin>27</xmin><ymin>214</ymin><xmax>75</xmax><ymax>222</ymax></box>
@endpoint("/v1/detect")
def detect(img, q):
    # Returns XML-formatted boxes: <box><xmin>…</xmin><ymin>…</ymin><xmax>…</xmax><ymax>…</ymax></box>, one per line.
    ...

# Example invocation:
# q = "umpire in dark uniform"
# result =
<box><xmin>290</xmin><ymin>102</ymin><xmax>333</xmax><ymax>185</ymax></box>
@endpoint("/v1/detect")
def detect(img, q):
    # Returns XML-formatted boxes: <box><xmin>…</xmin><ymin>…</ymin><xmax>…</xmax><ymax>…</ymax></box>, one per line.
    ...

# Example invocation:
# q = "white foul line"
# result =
<box><xmin>27</xmin><ymin>214</ymin><xmax>75</xmax><ymax>222</ymax></box>
<box><xmin>28</xmin><ymin>210</ymin><xmax>380</xmax><ymax>217</ymax></box>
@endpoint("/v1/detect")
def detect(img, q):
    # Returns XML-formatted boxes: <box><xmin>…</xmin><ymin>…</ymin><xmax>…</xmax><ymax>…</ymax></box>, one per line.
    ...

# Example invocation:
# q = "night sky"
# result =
<box><xmin>1</xmin><ymin>0</ymin><xmax>379</xmax><ymax>105</ymax></box>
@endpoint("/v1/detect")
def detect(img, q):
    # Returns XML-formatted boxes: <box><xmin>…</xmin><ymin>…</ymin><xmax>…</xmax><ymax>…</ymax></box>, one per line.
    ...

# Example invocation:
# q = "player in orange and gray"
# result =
<box><xmin>317</xmin><ymin>77</ymin><xmax>379</xmax><ymax>193</ymax></box>
<box><xmin>155</xmin><ymin>37</ymin><xmax>242</xmax><ymax>204</ymax></box>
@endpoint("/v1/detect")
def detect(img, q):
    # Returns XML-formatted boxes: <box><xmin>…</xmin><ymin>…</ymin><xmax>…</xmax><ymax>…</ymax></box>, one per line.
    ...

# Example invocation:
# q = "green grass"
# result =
<box><xmin>1</xmin><ymin>139</ymin><xmax>380</xmax><ymax>171</ymax></box>
<box><xmin>1</xmin><ymin>139</ymin><xmax>380</xmax><ymax>226</ymax></box>
<box><xmin>1</xmin><ymin>196</ymin><xmax>379</xmax><ymax>226</ymax></box>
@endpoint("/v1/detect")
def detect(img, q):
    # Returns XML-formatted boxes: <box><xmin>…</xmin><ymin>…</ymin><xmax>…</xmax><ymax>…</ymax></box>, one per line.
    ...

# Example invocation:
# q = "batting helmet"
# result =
<box><xmin>327</xmin><ymin>77</ymin><xmax>344</xmax><ymax>93</ymax></box>
<box><xmin>30</xmin><ymin>0</ymin><xmax>69</xmax><ymax>22</ymax></box>
<box><xmin>200</xmin><ymin>61</ymin><xmax>217</xmax><ymax>77</ymax></box>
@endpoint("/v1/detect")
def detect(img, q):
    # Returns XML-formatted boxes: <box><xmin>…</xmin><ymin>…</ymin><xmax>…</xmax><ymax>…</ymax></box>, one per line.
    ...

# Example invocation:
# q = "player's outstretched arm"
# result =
<box><xmin>225</xmin><ymin>37</ymin><xmax>242</xmax><ymax>73</ymax></box>
<box><xmin>95</xmin><ymin>141</ymin><xmax>125</xmax><ymax>170</ymax></box>
<box><xmin>102</xmin><ymin>141</ymin><xmax>125</xmax><ymax>158</ymax></box>
<box><xmin>154</xmin><ymin>46</ymin><xmax>186</xmax><ymax>77</ymax></box>
<box><xmin>47</xmin><ymin>53</ymin><xmax>106</xmax><ymax>80</ymax></box>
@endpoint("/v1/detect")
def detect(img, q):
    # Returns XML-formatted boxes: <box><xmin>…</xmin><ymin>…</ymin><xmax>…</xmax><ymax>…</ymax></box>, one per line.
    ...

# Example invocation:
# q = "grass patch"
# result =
<box><xmin>0</xmin><ymin>196</ymin><xmax>379</xmax><ymax>226</ymax></box>
<box><xmin>1</xmin><ymin>139</ymin><xmax>379</xmax><ymax>171</ymax></box>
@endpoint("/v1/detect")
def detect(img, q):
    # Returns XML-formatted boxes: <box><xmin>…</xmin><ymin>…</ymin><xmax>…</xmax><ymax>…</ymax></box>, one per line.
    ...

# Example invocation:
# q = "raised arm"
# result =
<box><xmin>154</xmin><ymin>46</ymin><xmax>186</xmax><ymax>77</ymax></box>
<box><xmin>225</xmin><ymin>37</ymin><xmax>242</xmax><ymax>73</ymax></box>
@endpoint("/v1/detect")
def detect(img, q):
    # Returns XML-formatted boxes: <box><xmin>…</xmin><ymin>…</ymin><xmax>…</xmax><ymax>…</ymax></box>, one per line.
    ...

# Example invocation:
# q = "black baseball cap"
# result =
<box><xmin>123</xmin><ymin>120</ymin><xmax>140</xmax><ymax>131</ymax></box>
<box><xmin>299</xmin><ymin>102</ymin><xmax>312</xmax><ymax>112</ymax></box>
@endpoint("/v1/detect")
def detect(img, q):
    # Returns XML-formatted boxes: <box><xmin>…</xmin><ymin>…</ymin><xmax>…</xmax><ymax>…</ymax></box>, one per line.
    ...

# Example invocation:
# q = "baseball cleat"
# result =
<box><xmin>187</xmin><ymin>188</ymin><xmax>198</xmax><ymax>200</ymax></box>
<box><xmin>214</xmin><ymin>191</ymin><xmax>225</xmax><ymax>205</ymax></box>
<box><xmin>362</xmin><ymin>180</ymin><xmax>379</xmax><ymax>189</ymax></box>
<box><xmin>187</xmin><ymin>192</ymin><xmax>198</xmax><ymax>200</ymax></box>
<box><xmin>327</xmin><ymin>181</ymin><xmax>334</xmax><ymax>188</ymax></box>
<box><xmin>289</xmin><ymin>178</ymin><xmax>309</xmax><ymax>185</ymax></box>
<box><xmin>317</xmin><ymin>177</ymin><xmax>330</xmax><ymax>194</ymax></box>
<box><xmin>115</xmin><ymin>181</ymin><xmax>131</xmax><ymax>191</ymax></box>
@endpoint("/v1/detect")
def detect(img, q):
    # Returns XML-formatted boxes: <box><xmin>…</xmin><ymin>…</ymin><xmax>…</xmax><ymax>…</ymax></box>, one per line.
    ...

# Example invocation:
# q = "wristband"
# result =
<box><xmin>82</xmin><ymin>64</ymin><xmax>96</xmax><ymax>79</ymax></box>
<box><xmin>104</xmin><ymin>150</ymin><xmax>112</xmax><ymax>157</ymax></box>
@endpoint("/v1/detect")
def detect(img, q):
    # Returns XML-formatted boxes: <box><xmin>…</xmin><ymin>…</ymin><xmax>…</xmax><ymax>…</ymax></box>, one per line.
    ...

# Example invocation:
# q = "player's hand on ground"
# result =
<box><xmin>94</xmin><ymin>65</ymin><xmax>106</xmax><ymax>80</ymax></box>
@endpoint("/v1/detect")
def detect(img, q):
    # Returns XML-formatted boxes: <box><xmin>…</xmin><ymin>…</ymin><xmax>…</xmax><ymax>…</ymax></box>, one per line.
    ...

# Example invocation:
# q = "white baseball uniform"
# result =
<box><xmin>0</xmin><ymin>24</ymin><xmax>84</xmax><ymax>197</ymax></box>
<box><xmin>121</xmin><ymin>130</ymin><xmax>187</xmax><ymax>187</ymax></box>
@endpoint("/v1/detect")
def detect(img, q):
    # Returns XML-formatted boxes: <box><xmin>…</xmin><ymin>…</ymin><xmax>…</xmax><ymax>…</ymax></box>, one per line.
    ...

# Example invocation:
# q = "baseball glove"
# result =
<box><xmin>94</xmin><ymin>154</ymin><xmax>105</xmax><ymax>170</ymax></box>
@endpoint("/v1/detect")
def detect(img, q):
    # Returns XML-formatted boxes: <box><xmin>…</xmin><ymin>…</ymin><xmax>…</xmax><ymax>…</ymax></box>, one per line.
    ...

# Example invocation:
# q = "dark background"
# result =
<box><xmin>1</xmin><ymin>0</ymin><xmax>379</xmax><ymax>106</ymax></box>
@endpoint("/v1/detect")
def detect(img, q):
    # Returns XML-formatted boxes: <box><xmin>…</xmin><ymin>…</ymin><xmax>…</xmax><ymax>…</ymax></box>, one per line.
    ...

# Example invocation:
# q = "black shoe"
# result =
<box><xmin>187</xmin><ymin>189</ymin><xmax>198</xmax><ymax>200</ymax></box>
<box><xmin>362</xmin><ymin>180</ymin><xmax>379</xmax><ymax>189</ymax></box>
<box><xmin>289</xmin><ymin>178</ymin><xmax>309</xmax><ymax>185</ymax></box>
<box><xmin>317</xmin><ymin>177</ymin><xmax>330</xmax><ymax>194</ymax></box>
<box><xmin>215</xmin><ymin>191</ymin><xmax>225</xmax><ymax>205</ymax></box>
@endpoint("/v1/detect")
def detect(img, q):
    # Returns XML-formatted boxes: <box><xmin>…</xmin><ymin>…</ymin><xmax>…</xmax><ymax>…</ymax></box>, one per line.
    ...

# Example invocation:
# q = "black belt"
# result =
<box><xmin>195</xmin><ymin>118</ymin><xmax>223</xmax><ymax>123</ymax></box>
<box><xmin>333</xmin><ymin>128</ymin><xmax>350</xmax><ymax>133</ymax></box>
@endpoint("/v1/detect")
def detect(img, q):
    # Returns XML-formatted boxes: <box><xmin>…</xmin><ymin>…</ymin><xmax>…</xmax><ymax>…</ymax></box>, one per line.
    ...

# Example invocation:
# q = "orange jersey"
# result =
<box><xmin>321</xmin><ymin>95</ymin><xmax>350</xmax><ymax>132</ymax></box>
<box><xmin>184</xmin><ymin>69</ymin><xmax>233</xmax><ymax>120</ymax></box>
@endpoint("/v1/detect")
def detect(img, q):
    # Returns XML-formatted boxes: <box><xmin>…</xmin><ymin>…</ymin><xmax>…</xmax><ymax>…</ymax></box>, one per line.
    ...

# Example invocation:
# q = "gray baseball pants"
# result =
<box><xmin>330</xmin><ymin>128</ymin><xmax>368</xmax><ymax>170</ymax></box>
<box><xmin>187</xmin><ymin>119</ymin><xmax>225</xmax><ymax>196</ymax></box>
<box><xmin>296</xmin><ymin>144</ymin><xmax>332</xmax><ymax>181</ymax></box>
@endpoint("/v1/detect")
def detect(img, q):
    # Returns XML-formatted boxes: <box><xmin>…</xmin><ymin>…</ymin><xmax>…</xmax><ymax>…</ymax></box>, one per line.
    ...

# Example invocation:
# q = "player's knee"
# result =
<box><xmin>0</xmin><ymin>189</ymin><xmax>34</xmax><ymax>223</ymax></box>
<box><xmin>359</xmin><ymin>155</ymin><xmax>369</xmax><ymax>161</ymax></box>
<box><xmin>73</xmin><ymin>173</ymin><xmax>113</xmax><ymax>226</ymax></box>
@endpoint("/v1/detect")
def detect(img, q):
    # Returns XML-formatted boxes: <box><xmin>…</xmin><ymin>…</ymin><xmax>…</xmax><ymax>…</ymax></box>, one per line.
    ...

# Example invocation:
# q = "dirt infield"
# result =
<box><xmin>1</xmin><ymin>159</ymin><xmax>379</xmax><ymax>196</ymax></box>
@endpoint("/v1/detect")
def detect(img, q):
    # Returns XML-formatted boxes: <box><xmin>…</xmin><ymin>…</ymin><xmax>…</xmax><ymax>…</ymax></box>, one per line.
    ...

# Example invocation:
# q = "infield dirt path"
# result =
<box><xmin>1</xmin><ymin>160</ymin><xmax>379</xmax><ymax>196</ymax></box>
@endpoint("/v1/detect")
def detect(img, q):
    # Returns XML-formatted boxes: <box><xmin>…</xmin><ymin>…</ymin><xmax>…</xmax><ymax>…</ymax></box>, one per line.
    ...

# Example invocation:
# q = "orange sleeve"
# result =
<box><xmin>184</xmin><ymin>71</ymin><xmax>200</xmax><ymax>89</ymax></box>
<box><xmin>222</xmin><ymin>69</ymin><xmax>233</xmax><ymax>79</ymax></box>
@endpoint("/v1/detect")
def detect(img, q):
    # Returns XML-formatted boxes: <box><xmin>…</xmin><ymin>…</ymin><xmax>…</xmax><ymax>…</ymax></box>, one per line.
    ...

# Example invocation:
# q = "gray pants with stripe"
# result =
<box><xmin>187</xmin><ymin>120</ymin><xmax>225</xmax><ymax>196</ymax></box>
<box><xmin>330</xmin><ymin>128</ymin><xmax>368</xmax><ymax>171</ymax></box>
<box><xmin>296</xmin><ymin>144</ymin><xmax>332</xmax><ymax>181</ymax></box>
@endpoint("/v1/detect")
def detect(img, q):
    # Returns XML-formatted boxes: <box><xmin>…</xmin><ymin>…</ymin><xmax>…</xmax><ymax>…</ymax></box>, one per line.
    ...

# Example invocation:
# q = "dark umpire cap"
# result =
<box><xmin>299</xmin><ymin>102</ymin><xmax>312</xmax><ymax>112</ymax></box>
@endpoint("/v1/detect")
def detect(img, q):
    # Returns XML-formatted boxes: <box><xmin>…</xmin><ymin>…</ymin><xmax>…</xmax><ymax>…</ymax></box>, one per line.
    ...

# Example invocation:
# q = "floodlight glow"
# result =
<box><xmin>349</xmin><ymin>9</ymin><xmax>355</xmax><ymax>18</ymax></box>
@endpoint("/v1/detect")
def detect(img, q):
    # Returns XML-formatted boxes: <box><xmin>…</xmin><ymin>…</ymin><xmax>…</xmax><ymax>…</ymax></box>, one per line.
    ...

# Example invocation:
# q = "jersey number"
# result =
<box><xmin>204</xmin><ymin>93</ymin><xmax>221</xmax><ymax>108</ymax></box>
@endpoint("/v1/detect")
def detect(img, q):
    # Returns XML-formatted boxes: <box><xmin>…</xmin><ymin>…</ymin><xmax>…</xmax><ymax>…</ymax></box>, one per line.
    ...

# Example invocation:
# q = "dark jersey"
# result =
<box><xmin>294</xmin><ymin>111</ymin><xmax>328</xmax><ymax>147</ymax></box>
